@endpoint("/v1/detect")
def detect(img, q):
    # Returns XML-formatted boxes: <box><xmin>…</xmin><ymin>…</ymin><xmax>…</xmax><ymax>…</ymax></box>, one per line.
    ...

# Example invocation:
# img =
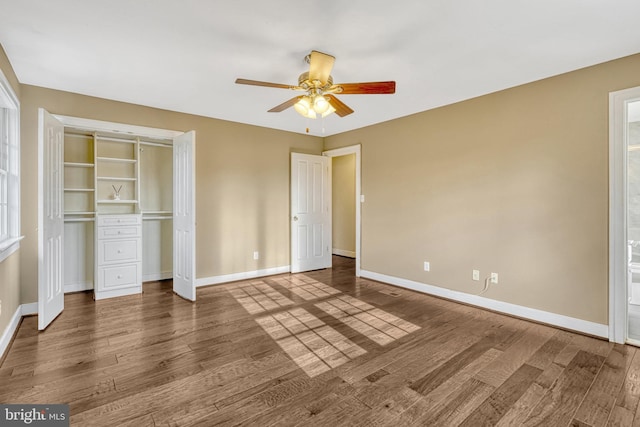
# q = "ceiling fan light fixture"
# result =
<box><xmin>321</xmin><ymin>104</ymin><xmax>336</xmax><ymax>118</ymax></box>
<box><xmin>236</xmin><ymin>50</ymin><xmax>394</xmax><ymax>120</ymax></box>
<box><xmin>313</xmin><ymin>94</ymin><xmax>330</xmax><ymax>114</ymax></box>
<box><xmin>294</xmin><ymin>96</ymin><xmax>312</xmax><ymax>116</ymax></box>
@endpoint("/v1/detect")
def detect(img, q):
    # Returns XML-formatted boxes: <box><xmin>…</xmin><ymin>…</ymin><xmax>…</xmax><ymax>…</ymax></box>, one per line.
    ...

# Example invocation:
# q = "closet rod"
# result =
<box><xmin>65</xmin><ymin>133</ymin><xmax>93</xmax><ymax>140</ymax></box>
<box><xmin>140</xmin><ymin>141</ymin><xmax>172</xmax><ymax>148</ymax></box>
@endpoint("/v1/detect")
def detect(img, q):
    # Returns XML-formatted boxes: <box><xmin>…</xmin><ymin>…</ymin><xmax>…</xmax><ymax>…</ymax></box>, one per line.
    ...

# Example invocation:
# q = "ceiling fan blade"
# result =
<box><xmin>325</xmin><ymin>94</ymin><xmax>354</xmax><ymax>117</ymax></box>
<box><xmin>335</xmin><ymin>81</ymin><xmax>396</xmax><ymax>95</ymax></box>
<box><xmin>235</xmin><ymin>78</ymin><xmax>294</xmax><ymax>90</ymax></box>
<box><xmin>268</xmin><ymin>96</ymin><xmax>302</xmax><ymax>112</ymax></box>
<box><xmin>308</xmin><ymin>51</ymin><xmax>335</xmax><ymax>84</ymax></box>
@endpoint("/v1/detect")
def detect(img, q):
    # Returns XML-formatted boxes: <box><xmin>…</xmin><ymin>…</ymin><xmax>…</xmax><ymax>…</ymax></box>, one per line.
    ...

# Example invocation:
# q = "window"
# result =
<box><xmin>0</xmin><ymin>68</ymin><xmax>20</xmax><ymax>263</ymax></box>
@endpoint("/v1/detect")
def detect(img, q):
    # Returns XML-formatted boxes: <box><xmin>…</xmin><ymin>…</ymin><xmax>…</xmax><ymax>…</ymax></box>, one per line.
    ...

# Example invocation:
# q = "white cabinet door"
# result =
<box><xmin>290</xmin><ymin>153</ymin><xmax>331</xmax><ymax>273</ymax></box>
<box><xmin>173</xmin><ymin>131</ymin><xmax>196</xmax><ymax>301</ymax></box>
<box><xmin>38</xmin><ymin>109</ymin><xmax>65</xmax><ymax>330</ymax></box>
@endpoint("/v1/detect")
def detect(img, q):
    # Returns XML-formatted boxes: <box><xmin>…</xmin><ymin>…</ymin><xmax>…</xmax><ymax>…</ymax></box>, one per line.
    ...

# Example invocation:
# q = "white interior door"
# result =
<box><xmin>173</xmin><ymin>131</ymin><xmax>196</xmax><ymax>301</ymax></box>
<box><xmin>291</xmin><ymin>153</ymin><xmax>331</xmax><ymax>273</ymax></box>
<box><xmin>38</xmin><ymin>109</ymin><xmax>64</xmax><ymax>330</ymax></box>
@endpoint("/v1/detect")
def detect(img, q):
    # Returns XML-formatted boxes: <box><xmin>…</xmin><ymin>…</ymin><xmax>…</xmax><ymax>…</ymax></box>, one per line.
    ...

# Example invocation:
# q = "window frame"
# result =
<box><xmin>0</xmin><ymin>67</ymin><xmax>22</xmax><ymax>263</ymax></box>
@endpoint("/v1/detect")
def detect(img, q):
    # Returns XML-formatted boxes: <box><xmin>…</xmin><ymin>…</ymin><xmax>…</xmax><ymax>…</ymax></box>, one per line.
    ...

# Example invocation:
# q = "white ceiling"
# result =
<box><xmin>1</xmin><ymin>1</ymin><xmax>639</xmax><ymax>137</ymax></box>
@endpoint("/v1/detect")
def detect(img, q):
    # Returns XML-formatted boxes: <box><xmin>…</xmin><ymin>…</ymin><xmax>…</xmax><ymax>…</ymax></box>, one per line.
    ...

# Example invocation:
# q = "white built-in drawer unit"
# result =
<box><xmin>95</xmin><ymin>214</ymin><xmax>142</xmax><ymax>300</ymax></box>
<box><xmin>99</xmin><ymin>264</ymin><xmax>139</xmax><ymax>291</ymax></box>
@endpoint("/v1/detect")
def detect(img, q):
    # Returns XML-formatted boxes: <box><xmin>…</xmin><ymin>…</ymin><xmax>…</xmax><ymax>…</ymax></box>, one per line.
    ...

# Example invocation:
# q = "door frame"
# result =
<box><xmin>609</xmin><ymin>85</ymin><xmax>640</xmax><ymax>343</ymax></box>
<box><xmin>323</xmin><ymin>144</ymin><xmax>362</xmax><ymax>277</ymax></box>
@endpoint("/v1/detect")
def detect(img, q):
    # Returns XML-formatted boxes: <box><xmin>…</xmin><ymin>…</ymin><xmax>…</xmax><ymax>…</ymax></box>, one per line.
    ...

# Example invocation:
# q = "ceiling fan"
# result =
<box><xmin>235</xmin><ymin>50</ymin><xmax>396</xmax><ymax>119</ymax></box>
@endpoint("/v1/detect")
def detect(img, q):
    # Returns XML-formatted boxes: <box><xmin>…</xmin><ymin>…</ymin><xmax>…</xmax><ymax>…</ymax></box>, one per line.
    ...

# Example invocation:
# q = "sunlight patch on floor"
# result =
<box><xmin>228</xmin><ymin>282</ymin><xmax>294</xmax><ymax>314</ymax></box>
<box><xmin>316</xmin><ymin>295</ymin><xmax>421</xmax><ymax>346</ymax></box>
<box><xmin>256</xmin><ymin>308</ymin><xmax>366</xmax><ymax>377</ymax></box>
<box><xmin>271</xmin><ymin>275</ymin><xmax>341</xmax><ymax>301</ymax></box>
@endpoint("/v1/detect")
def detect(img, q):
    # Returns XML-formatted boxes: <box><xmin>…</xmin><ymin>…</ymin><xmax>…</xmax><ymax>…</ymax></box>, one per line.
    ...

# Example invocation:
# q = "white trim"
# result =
<box><xmin>0</xmin><ymin>304</ymin><xmax>22</xmax><ymax>361</ymax></box>
<box><xmin>0</xmin><ymin>235</ymin><xmax>23</xmax><ymax>263</ymax></box>
<box><xmin>361</xmin><ymin>269</ymin><xmax>609</xmax><ymax>339</ymax></box>
<box><xmin>94</xmin><ymin>286</ymin><xmax>142</xmax><ymax>301</ymax></box>
<box><xmin>195</xmin><ymin>265</ymin><xmax>290</xmax><ymax>287</ymax></box>
<box><xmin>609</xmin><ymin>85</ymin><xmax>640</xmax><ymax>344</ymax></box>
<box><xmin>0</xmin><ymin>67</ymin><xmax>21</xmax><ymax>264</ymax></box>
<box><xmin>333</xmin><ymin>248</ymin><xmax>356</xmax><ymax>258</ymax></box>
<box><xmin>21</xmin><ymin>302</ymin><xmax>37</xmax><ymax>315</ymax></box>
<box><xmin>64</xmin><ymin>281</ymin><xmax>94</xmax><ymax>293</ymax></box>
<box><xmin>53</xmin><ymin>115</ymin><xmax>183</xmax><ymax>139</ymax></box>
<box><xmin>0</xmin><ymin>302</ymin><xmax>38</xmax><ymax>361</ymax></box>
<box><xmin>142</xmin><ymin>272</ymin><xmax>172</xmax><ymax>282</ymax></box>
<box><xmin>323</xmin><ymin>144</ymin><xmax>362</xmax><ymax>277</ymax></box>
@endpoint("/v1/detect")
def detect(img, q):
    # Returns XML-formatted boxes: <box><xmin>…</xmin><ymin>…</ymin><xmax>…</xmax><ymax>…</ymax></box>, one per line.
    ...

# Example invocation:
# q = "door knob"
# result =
<box><xmin>293</xmin><ymin>216</ymin><xmax>298</xmax><ymax>221</ymax></box>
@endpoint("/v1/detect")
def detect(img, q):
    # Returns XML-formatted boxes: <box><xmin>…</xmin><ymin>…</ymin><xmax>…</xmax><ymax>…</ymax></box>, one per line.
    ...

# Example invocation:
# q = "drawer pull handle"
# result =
<box><xmin>117</xmin><ymin>250</ymin><xmax>122</xmax><ymax>253</ymax></box>
<box><xmin>117</xmin><ymin>275</ymin><xmax>122</xmax><ymax>279</ymax></box>
<box><xmin>118</xmin><ymin>231</ymin><xmax>121</xmax><ymax>234</ymax></box>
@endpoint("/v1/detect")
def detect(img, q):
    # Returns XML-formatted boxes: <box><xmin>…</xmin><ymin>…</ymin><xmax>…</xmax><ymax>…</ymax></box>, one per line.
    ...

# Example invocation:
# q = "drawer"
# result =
<box><xmin>98</xmin><ymin>225</ymin><xmax>140</xmax><ymax>239</ymax></box>
<box><xmin>100</xmin><ymin>263</ymin><xmax>139</xmax><ymax>290</ymax></box>
<box><xmin>98</xmin><ymin>238</ymin><xmax>140</xmax><ymax>264</ymax></box>
<box><xmin>98</xmin><ymin>215</ymin><xmax>141</xmax><ymax>227</ymax></box>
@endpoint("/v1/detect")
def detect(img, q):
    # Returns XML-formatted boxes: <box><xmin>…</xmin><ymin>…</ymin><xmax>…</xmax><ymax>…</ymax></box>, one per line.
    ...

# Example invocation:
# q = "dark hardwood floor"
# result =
<box><xmin>0</xmin><ymin>256</ymin><xmax>636</xmax><ymax>426</ymax></box>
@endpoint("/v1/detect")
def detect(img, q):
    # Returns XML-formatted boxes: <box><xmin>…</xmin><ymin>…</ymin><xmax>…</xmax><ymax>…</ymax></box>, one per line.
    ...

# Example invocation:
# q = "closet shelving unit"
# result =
<box><xmin>63</xmin><ymin>133</ymin><xmax>95</xmax><ymax>224</ymax></box>
<box><xmin>94</xmin><ymin>134</ymin><xmax>140</xmax><ymax>213</ymax></box>
<box><xmin>62</xmin><ymin>131</ymin><xmax>174</xmax><ymax>298</ymax></box>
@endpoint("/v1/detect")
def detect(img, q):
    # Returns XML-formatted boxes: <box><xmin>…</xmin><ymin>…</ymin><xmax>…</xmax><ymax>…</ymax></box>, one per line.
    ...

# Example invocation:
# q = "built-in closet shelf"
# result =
<box><xmin>97</xmin><ymin>177</ymin><xmax>137</xmax><ymax>182</ymax></box>
<box><xmin>64</xmin><ymin>188</ymin><xmax>95</xmax><ymax>192</ymax></box>
<box><xmin>143</xmin><ymin>216</ymin><xmax>172</xmax><ymax>221</ymax></box>
<box><xmin>97</xmin><ymin>200</ymin><xmax>139</xmax><ymax>204</ymax></box>
<box><xmin>65</xmin><ymin>211</ymin><xmax>95</xmax><ymax>215</ymax></box>
<box><xmin>64</xmin><ymin>218</ymin><xmax>95</xmax><ymax>223</ymax></box>
<box><xmin>64</xmin><ymin>162</ymin><xmax>94</xmax><ymax>168</ymax></box>
<box><xmin>96</xmin><ymin>156</ymin><xmax>137</xmax><ymax>164</ymax></box>
<box><xmin>142</xmin><ymin>210</ymin><xmax>172</xmax><ymax>214</ymax></box>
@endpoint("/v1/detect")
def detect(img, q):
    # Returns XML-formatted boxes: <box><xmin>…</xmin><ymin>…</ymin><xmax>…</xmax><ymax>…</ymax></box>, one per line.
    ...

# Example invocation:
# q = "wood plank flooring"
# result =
<box><xmin>1</xmin><ymin>256</ymin><xmax>639</xmax><ymax>426</ymax></box>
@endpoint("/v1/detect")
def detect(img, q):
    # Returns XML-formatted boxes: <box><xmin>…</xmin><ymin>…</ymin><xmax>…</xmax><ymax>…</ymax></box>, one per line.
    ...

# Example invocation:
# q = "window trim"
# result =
<box><xmin>0</xmin><ymin>67</ymin><xmax>21</xmax><ymax>264</ymax></box>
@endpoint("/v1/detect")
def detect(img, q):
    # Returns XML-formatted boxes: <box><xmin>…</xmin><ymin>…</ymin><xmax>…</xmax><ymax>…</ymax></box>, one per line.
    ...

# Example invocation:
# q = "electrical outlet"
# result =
<box><xmin>423</xmin><ymin>261</ymin><xmax>430</xmax><ymax>271</ymax></box>
<box><xmin>472</xmin><ymin>270</ymin><xmax>480</xmax><ymax>281</ymax></box>
<box><xmin>490</xmin><ymin>272</ymin><xmax>499</xmax><ymax>284</ymax></box>
<box><xmin>253</xmin><ymin>251</ymin><xmax>259</xmax><ymax>260</ymax></box>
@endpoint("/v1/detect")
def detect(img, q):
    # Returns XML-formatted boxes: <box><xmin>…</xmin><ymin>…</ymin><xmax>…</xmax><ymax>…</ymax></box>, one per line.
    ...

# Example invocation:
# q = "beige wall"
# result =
<box><xmin>0</xmin><ymin>45</ymin><xmax>21</xmax><ymax>338</ymax></box>
<box><xmin>325</xmin><ymin>53</ymin><xmax>640</xmax><ymax>325</ymax></box>
<box><xmin>332</xmin><ymin>154</ymin><xmax>356</xmax><ymax>255</ymax></box>
<box><xmin>19</xmin><ymin>85</ymin><xmax>323</xmax><ymax>303</ymax></box>
<box><xmin>7</xmin><ymin>39</ymin><xmax>640</xmax><ymax>327</ymax></box>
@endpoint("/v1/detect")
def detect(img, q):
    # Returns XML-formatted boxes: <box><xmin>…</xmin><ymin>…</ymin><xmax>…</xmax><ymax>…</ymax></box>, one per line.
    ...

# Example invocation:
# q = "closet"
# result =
<box><xmin>37</xmin><ymin>108</ymin><xmax>196</xmax><ymax>330</ymax></box>
<box><xmin>63</xmin><ymin>130</ymin><xmax>174</xmax><ymax>299</ymax></box>
<box><xmin>38</xmin><ymin>109</ymin><xmax>196</xmax><ymax>330</ymax></box>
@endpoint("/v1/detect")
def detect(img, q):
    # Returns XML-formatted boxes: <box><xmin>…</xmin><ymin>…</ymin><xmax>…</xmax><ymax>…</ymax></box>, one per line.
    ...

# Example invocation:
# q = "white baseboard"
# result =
<box><xmin>0</xmin><ymin>302</ymin><xmax>37</xmax><ymax>361</ymax></box>
<box><xmin>196</xmin><ymin>265</ymin><xmax>290</xmax><ymax>287</ymax></box>
<box><xmin>360</xmin><ymin>270</ymin><xmax>609</xmax><ymax>339</ymax></box>
<box><xmin>333</xmin><ymin>249</ymin><xmax>356</xmax><ymax>258</ymax></box>
<box><xmin>143</xmin><ymin>272</ymin><xmax>172</xmax><ymax>282</ymax></box>
<box><xmin>64</xmin><ymin>281</ymin><xmax>93</xmax><ymax>293</ymax></box>
<box><xmin>21</xmin><ymin>303</ymin><xmax>37</xmax><ymax>316</ymax></box>
<box><xmin>0</xmin><ymin>305</ymin><xmax>22</xmax><ymax>361</ymax></box>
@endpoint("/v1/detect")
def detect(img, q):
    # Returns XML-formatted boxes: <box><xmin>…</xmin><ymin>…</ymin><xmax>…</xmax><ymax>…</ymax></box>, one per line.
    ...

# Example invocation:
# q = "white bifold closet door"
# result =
<box><xmin>38</xmin><ymin>109</ymin><xmax>65</xmax><ymax>330</ymax></box>
<box><xmin>172</xmin><ymin>131</ymin><xmax>196</xmax><ymax>301</ymax></box>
